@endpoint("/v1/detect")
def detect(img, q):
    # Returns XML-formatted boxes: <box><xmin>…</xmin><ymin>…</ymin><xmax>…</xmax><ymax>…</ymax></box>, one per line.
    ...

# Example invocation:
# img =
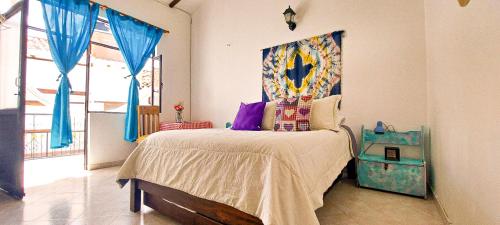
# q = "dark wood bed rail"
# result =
<box><xmin>131</xmin><ymin>179</ymin><xmax>263</xmax><ymax>225</ymax></box>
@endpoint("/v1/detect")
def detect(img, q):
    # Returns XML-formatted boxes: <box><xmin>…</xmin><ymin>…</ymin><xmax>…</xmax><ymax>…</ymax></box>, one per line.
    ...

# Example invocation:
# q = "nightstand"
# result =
<box><xmin>357</xmin><ymin>125</ymin><xmax>427</xmax><ymax>198</ymax></box>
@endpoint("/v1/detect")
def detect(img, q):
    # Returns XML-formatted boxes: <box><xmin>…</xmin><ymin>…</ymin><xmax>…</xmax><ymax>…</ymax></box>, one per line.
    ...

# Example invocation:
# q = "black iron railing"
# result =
<box><xmin>24</xmin><ymin>129</ymin><xmax>84</xmax><ymax>160</ymax></box>
<box><xmin>24</xmin><ymin>113</ymin><xmax>84</xmax><ymax>160</ymax></box>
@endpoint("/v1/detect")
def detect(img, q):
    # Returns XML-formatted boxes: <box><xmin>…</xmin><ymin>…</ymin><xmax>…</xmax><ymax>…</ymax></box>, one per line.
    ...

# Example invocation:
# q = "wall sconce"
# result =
<box><xmin>283</xmin><ymin>6</ymin><xmax>296</xmax><ymax>31</ymax></box>
<box><xmin>458</xmin><ymin>0</ymin><xmax>471</xmax><ymax>7</ymax></box>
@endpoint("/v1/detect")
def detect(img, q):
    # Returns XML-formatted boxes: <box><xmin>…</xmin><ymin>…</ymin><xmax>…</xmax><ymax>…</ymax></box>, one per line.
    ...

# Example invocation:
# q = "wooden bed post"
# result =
<box><xmin>130</xmin><ymin>179</ymin><xmax>141</xmax><ymax>212</ymax></box>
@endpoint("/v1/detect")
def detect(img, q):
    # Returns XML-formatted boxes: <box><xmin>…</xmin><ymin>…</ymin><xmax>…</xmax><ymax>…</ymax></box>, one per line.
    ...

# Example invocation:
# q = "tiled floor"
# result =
<box><xmin>0</xmin><ymin>157</ymin><xmax>445</xmax><ymax>225</ymax></box>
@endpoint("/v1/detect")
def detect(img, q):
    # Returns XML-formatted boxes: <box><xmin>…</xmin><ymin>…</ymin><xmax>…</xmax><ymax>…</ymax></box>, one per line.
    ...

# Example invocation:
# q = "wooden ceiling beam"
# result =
<box><xmin>1</xmin><ymin>1</ymin><xmax>23</xmax><ymax>21</ymax></box>
<box><xmin>169</xmin><ymin>0</ymin><xmax>181</xmax><ymax>8</ymax></box>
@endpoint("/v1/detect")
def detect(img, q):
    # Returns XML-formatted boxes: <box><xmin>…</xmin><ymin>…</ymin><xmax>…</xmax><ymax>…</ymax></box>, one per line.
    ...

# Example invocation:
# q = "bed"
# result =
<box><xmin>117</xmin><ymin>125</ymin><xmax>357</xmax><ymax>225</ymax></box>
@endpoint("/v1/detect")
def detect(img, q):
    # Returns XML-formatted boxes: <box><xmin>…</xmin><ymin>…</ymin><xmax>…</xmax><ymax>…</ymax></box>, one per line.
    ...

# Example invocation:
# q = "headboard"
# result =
<box><xmin>262</xmin><ymin>31</ymin><xmax>343</xmax><ymax>102</ymax></box>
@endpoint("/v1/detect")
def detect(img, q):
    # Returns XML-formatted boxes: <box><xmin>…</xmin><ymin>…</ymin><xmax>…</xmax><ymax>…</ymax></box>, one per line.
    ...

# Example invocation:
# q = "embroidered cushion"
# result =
<box><xmin>232</xmin><ymin>101</ymin><xmax>266</xmax><ymax>131</ymax></box>
<box><xmin>274</xmin><ymin>96</ymin><xmax>313</xmax><ymax>132</ymax></box>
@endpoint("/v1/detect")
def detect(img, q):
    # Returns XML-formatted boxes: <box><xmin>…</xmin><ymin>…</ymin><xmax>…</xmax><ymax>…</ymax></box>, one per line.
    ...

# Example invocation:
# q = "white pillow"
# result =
<box><xmin>310</xmin><ymin>95</ymin><xmax>343</xmax><ymax>131</ymax></box>
<box><xmin>261</xmin><ymin>101</ymin><xmax>277</xmax><ymax>130</ymax></box>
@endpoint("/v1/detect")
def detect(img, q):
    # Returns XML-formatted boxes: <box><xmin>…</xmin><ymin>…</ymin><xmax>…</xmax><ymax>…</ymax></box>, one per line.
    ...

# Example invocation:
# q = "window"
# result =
<box><xmin>87</xmin><ymin>17</ymin><xmax>163</xmax><ymax>113</ymax></box>
<box><xmin>88</xmin><ymin>43</ymin><xmax>128</xmax><ymax>112</ymax></box>
<box><xmin>24</xmin><ymin>1</ymin><xmax>163</xmax><ymax>114</ymax></box>
<box><xmin>136</xmin><ymin>55</ymin><xmax>163</xmax><ymax>110</ymax></box>
<box><xmin>152</xmin><ymin>56</ymin><xmax>162</xmax><ymax>110</ymax></box>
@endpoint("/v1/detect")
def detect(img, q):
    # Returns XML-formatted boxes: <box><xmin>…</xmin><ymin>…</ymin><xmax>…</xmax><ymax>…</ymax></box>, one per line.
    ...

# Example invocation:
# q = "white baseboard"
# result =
<box><xmin>87</xmin><ymin>160</ymin><xmax>124</xmax><ymax>170</ymax></box>
<box><xmin>430</xmin><ymin>185</ymin><xmax>453</xmax><ymax>224</ymax></box>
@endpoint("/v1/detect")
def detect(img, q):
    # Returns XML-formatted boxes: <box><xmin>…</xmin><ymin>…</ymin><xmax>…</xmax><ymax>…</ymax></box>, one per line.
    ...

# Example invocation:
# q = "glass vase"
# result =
<box><xmin>175</xmin><ymin>111</ymin><xmax>183</xmax><ymax>123</ymax></box>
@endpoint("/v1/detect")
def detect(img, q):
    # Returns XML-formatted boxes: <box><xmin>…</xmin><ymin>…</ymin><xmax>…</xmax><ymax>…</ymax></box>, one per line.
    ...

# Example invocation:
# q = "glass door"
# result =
<box><xmin>0</xmin><ymin>0</ymin><xmax>28</xmax><ymax>199</ymax></box>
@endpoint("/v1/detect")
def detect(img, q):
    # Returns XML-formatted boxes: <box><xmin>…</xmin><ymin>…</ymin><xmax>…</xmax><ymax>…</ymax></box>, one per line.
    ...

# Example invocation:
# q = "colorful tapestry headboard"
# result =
<box><xmin>262</xmin><ymin>31</ymin><xmax>343</xmax><ymax>102</ymax></box>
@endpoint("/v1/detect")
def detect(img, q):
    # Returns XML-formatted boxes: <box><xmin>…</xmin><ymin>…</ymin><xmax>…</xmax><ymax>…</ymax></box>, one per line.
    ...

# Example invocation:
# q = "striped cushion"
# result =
<box><xmin>160</xmin><ymin>121</ymin><xmax>213</xmax><ymax>131</ymax></box>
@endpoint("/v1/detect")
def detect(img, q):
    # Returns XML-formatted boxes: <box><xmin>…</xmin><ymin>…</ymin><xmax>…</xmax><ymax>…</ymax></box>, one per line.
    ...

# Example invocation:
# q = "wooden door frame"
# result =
<box><xmin>83</xmin><ymin>42</ymin><xmax>91</xmax><ymax>170</ymax></box>
<box><xmin>0</xmin><ymin>0</ymin><xmax>29</xmax><ymax>199</ymax></box>
<box><xmin>17</xmin><ymin>0</ymin><xmax>30</xmax><ymax>198</ymax></box>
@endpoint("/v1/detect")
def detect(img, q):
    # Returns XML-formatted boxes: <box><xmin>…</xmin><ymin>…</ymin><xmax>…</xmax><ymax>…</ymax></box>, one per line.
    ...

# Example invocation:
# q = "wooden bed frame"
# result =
<box><xmin>130</xmin><ymin>125</ymin><xmax>358</xmax><ymax>225</ymax></box>
<box><xmin>130</xmin><ymin>159</ymin><xmax>356</xmax><ymax>225</ymax></box>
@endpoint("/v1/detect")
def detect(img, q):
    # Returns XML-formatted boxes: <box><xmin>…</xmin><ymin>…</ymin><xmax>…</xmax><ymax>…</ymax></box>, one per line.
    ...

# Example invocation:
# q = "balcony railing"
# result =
<box><xmin>24</xmin><ymin>113</ymin><xmax>84</xmax><ymax>160</ymax></box>
<box><xmin>24</xmin><ymin>129</ymin><xmax>84</xmax><ymax>160</ymax></box>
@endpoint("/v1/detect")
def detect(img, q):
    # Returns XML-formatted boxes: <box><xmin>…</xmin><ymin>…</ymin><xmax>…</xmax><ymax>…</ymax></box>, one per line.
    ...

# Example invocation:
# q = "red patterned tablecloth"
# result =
<box><xmin>160</xmin><ymin>121</ymin><xmax>213</xmax><ymax>131</ymax></box>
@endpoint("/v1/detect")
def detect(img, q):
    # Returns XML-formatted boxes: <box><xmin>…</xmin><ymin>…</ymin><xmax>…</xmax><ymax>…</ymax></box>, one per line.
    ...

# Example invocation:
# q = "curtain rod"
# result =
<box><xmin>91</xmin><ymin>1</ymin><xmax>170</xmax><ymax>34</ymax></box>
<box><xmin>34</xmin><ymin>0</ymin><xmax>170</xmax><ymax>34</ymax></box>
<box><xmin>33</xmin><ymin>0</ymin><xmax>170</xmax><ymax>34</ymax></box>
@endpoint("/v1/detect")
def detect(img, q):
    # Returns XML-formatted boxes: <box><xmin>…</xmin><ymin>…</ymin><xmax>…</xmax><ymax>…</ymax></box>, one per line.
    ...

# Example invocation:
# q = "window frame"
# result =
<box><xmin>151</xmin><ymin>54</ymin><xmax>163</xmax><ymax>112</ymax></box>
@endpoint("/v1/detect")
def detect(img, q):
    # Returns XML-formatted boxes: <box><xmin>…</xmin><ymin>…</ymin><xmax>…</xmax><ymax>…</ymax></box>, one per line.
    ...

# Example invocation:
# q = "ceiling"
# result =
<box><xmin>155</xmin><ymin>0</ymin><xmax>205</xmax><ymax>14</ymax></box>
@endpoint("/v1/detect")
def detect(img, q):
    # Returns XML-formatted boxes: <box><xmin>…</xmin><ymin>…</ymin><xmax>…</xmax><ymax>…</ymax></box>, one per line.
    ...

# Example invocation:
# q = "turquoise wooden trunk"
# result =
<box><xmin>357</xmin><ymin>126</ymin><xmax>427</xmax><ymax>198</ymax></box>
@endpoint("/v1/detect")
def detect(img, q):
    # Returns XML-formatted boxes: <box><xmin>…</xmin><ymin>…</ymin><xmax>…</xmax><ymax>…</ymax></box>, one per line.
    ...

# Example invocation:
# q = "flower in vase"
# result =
<box><xmin>174</xmin><ymin>103</ymin><xmax>184</xmax><ymax>112</ymax></box>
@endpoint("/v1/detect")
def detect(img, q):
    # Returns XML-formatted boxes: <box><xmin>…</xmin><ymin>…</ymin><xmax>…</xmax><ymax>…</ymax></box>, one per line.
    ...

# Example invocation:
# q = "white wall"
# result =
<box><xmin>424</xmin><ymin>1</ymin><xmax>500</xmax><ymax>224</ymax></box>
<box><xmin>190</xmin><ymin>0</ymin><xmax>428</xmax><ymax>135</ymax></box>
<box><xmin>87</xmin><ymin>113</ymin><xmax>135</xmax><ymax>168</ymax></box>
<box><xmin>86</xmin><ymin>0</ymin><xmax>191</xmax><ymax>167</ymax></box>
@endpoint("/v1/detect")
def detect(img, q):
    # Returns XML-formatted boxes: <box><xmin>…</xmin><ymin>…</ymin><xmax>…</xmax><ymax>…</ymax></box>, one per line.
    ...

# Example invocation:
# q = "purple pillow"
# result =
<box><xmin>231</xmin><ymin>102</ymin><xmax>266</xmax><ymax>131</ymax></box>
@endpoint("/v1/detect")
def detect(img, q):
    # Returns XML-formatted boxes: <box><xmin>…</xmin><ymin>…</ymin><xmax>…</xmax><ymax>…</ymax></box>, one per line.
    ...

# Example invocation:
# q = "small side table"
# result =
<box><xmin>160</xmin><ymin>121</ymin><xmax>213</xmax><ymax>131</ymax></box>
<box><xmin>357</xmin><ymin>125</ymin><xmax>427</xmax><ymax>198</ymax></box>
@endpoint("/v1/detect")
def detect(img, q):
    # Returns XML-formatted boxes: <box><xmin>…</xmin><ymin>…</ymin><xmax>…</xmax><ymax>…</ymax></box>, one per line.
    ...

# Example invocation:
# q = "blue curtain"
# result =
<box><xmin>41</xmin><ymin>0</ymin><xmax>98</xmax><ymax>148</ymax></box>
<box><xmin>106</xmin><ymin>9</ymin><xmax>163</xmax><ymax>142</ymax></box>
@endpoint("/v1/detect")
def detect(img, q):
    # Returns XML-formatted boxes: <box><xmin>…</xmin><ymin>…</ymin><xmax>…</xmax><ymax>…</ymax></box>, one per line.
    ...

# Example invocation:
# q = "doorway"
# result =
<box><xmin>23</xmin><ymin>0</ymin><xmax>87</xmax><ymax>188</ymax></box>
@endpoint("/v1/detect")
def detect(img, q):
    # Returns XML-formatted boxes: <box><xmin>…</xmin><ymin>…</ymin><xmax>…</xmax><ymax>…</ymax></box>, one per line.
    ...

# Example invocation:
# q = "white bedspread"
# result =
<box><xmin>117</xmin><ymin>128</ymin><xmax>353</xmax><ymax>225</ymax></box>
